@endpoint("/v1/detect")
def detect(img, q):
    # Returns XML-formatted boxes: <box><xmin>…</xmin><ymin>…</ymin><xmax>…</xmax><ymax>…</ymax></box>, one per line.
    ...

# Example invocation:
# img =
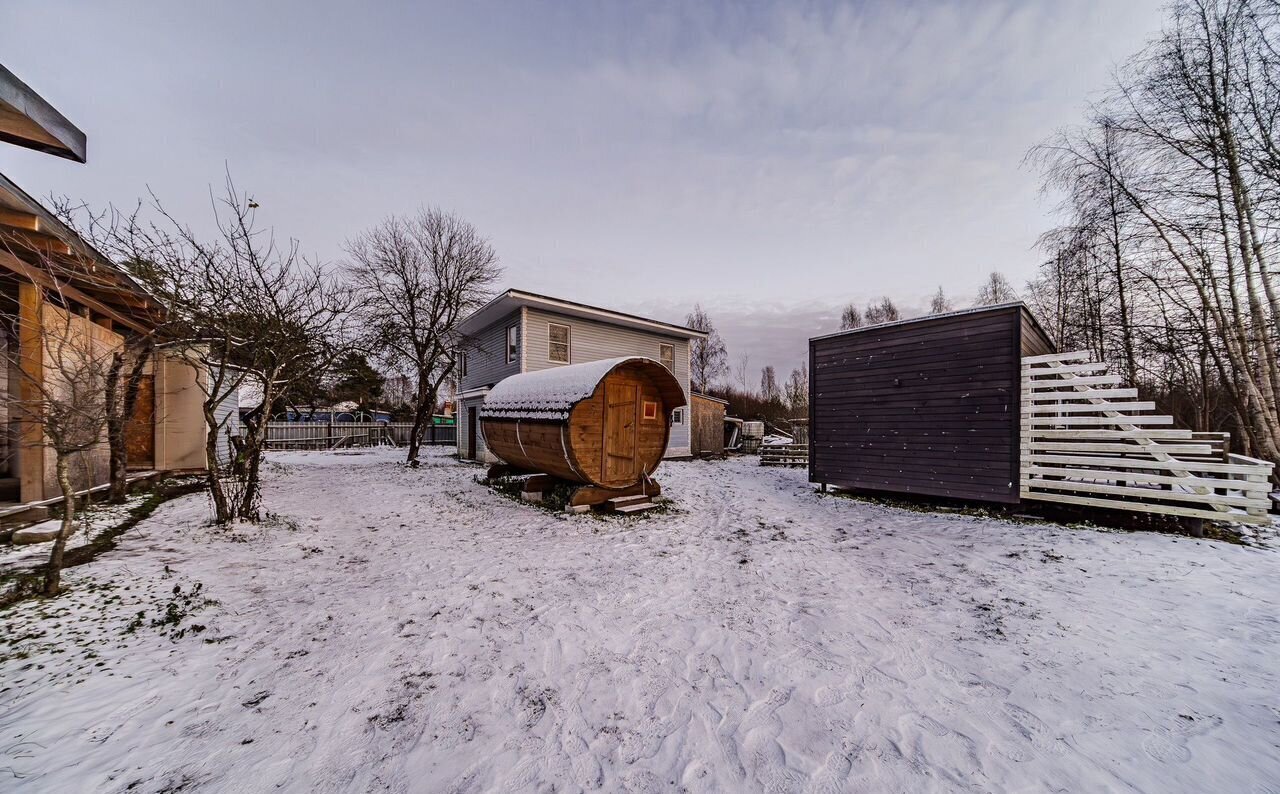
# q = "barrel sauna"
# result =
<box><xmin>480</xmin><ymin>356</ymin><xmax>686</xmax><ymax>489</ymax></box>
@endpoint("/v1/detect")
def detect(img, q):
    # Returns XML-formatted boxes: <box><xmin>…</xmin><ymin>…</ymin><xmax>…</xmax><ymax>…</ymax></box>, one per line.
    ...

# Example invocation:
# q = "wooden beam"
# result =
<box><xmin>0</xmin><ymin>227</ymin><xmax>70</xmax><ymax>256</ymax></box>
<box><xmin>1022</xmin><ymin>351</ymin><xmax>1091</xmax><ymax>365</ymax></box>
<box><xmin>1024</xmin><ymin>466</ymin><xmax>1270</xmax><ymax>493</ymax></box>
<box><xmin>0</xmin><ymin>208</ymin><xmax>39</xmax><ymax>231</ymax></box>
<box><xmin>1020</xmin><ymin>489</ymin><xmax>1269</xmax><ymax>525</ymax></box>
<box><xmin>0</xmin><ymin>249</ymin><xmax>152</xmax><ymax>334</ymax></box>
<box><xmin>1022</xmin><ymin>479</ymin><xmax>1267</xmax><ymax>510</ymax></box>
<box><xmin>1026</xmin><ymin>453</ymin><xmax>1269</xmax><ymax>475</ymax></box>
<box><xmin>16</xmin><ymin>281</ymin><xmax>44</xmax><ymax>502</ymax></box>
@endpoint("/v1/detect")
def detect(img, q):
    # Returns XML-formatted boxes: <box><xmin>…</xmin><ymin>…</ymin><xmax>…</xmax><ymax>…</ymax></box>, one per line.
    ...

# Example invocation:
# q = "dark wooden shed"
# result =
<box><xmin>809</xmin><ymin>303</ymin><xmax>1055</xmax><ymax>504</ymax></box>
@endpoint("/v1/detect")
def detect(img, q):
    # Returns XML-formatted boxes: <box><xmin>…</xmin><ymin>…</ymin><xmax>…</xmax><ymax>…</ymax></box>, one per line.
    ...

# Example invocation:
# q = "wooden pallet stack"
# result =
<box><xmin>760</xmin><ymin>443</ymin><xmax>809</xmax><ymax>467</ymax></box>
<box><xmin>1020</xmin><ymin>352</ymin><xmax>1273</xmax><ymax>525</ymax></box>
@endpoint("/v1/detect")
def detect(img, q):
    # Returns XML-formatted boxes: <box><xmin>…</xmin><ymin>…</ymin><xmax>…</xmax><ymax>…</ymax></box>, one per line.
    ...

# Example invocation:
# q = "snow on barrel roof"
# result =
<box><xmin>482</xmin><ymin>357</ymin><xmax>682</xmax><ymax>421</ymax></box>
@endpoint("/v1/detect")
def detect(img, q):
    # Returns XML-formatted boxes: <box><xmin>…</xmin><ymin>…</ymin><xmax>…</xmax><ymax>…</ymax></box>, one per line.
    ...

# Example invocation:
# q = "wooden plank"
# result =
<box><xmin>0</xmin><ymin>207</ymin><xmax>39</xmax><ymax>231</ymax></box>
<box><xmin>1227</xmin><ymin>453</ymin><xmax>1274</xmax><ymax>469</ymax></box>
<box><xmin>1020</xmin><ymin>489</ymin><xmax>1270</xmax><ymax>525</ymax></box>
<box><xmin>1032</xmin><ymin>429</ymin><xmax>1193</xmax><ymax>440</ymax></box>
<box><xmin>0</xmin><ymin>249</ymin><xmax>153</xmax><ymax>334</ymax></box>
<box><xmin>17</xmin><ymin>281</ymin><xmax>44</xmax><ymax>502</ymax></box>
<box><xmin>1028</xmin><ymin>388</ymin><xmax>1139</xmax><ymax>401</ymax></box>
<box><xmin>1026</xmin><ymin>453</ymin><xmax>1270</xmax><ymax>475</ymax></box>
<box><xmin>1019</xmin><ymin>362</ymin><xmax>1108</xmax><ymax>375</ymax></box>
<box><xmin>1028</xmin><ymin>374</ymin><xmax>1122</xmax><ymax>389</ymax></box>
<box><xmin>1022</xmin><ymin>478</ymin><xmax>1268</xmax><ymax>509</ymax></box>
<box><xmin>1021</xmin><ymin>351</ymin><xmax>1091</xmax><ymax>364</ymax></box>
<box><xmin>1027</xmin><ymin>442</ymin><xmax>1214</xmax><ymax>456</ymax></box>
<box><xmin>1024</xmin><ymin>466</ymin><xmax>1270</xmax><ymax>493</ymax></box>
<box><xmin>1025</xmin><ymin>401</ymin><xmax>1156</xmax><ymax>414</ymax></box>
<box><xmin>1028</xmin><ymin>415</ymin><xmax>1173</xmax><ymax>426</ymax></box>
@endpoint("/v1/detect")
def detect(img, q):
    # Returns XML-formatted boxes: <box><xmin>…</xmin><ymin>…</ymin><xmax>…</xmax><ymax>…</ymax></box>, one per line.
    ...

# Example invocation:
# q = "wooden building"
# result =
<box><xmin>809</xmin><ymin>303</ymin><xmax>1272</xmax><ymax>525</ymax></box>
<box><xmin>689</xmin><ymin>392</ymin><xmax>727</xmax><ymax>457</ymax></box>
<box><xmin>480</xmin><ymin>356</ymin><xmax>685</xmax><ymax>490</ymax></box>
<box><xmin>0</xmin><ymin>64</ymin><xmax>221</xmax><ymax>515</ymax></box>
<box><xmin>810</xmin><ymin>304</ymin><xmax>1050</xmax><ymax>503</ymax></box>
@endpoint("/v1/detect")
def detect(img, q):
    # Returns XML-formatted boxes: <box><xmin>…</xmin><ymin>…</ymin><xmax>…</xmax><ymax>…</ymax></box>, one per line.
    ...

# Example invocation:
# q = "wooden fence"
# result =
<box><xmin>263</xmin><ymin>422</ymin><xmax>457</xmax><ymax>450</ymax></box>
<box><xmin>1020</xmin><ymin>352</ymin><xmax>1273</xmax><ymax>525</ymax></box>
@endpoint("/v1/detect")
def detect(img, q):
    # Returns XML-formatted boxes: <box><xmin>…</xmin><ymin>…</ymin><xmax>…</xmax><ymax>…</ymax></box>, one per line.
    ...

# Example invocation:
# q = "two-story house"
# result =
<box><xmin>455</xmin><ymin>289</ymin><xmax>706</xmax><ymax>462</ymax></box>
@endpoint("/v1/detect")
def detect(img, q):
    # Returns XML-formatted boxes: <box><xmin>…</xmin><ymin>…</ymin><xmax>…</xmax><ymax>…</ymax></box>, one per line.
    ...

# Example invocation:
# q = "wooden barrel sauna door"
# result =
<box><xmin>603</xmin><ymin>378</ymin><xmax>638</xmax><ymax>485</ymax></box>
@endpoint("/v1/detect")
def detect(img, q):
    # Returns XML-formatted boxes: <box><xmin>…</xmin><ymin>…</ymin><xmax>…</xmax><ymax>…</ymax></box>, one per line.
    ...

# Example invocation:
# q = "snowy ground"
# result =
<box><xmin>3</xmin><ymin>448</ymin><xmax>1279</xmax><ymax>793</ymax></box>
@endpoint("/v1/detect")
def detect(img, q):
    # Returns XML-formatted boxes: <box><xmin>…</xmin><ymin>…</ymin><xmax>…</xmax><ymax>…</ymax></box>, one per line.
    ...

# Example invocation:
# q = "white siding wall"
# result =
<box><xmin>523</xmin><ymin>308</ymin><xmax>693</xmax><ymax>457</ymax></box>
<box><xmin>209</xmin><ymin>367</ymin><xmax>241</xmax><ymax>466</ymax></box>
<box><xmin>459</xmin><ymin>310</ymin><xmax>522</xmax><ymax>392</ymax></box>
<box><xmin>456</xmin><ymin>395</ymin><xmax>493</xmax><ymax>462</ymax></box>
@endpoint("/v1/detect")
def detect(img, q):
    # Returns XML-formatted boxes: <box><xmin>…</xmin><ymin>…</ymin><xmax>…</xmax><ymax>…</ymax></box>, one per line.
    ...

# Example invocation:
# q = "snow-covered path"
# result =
<box><xmin>3</xmin><ymin>449</ymin><xmax>1279</xmax><ymax>792</ymax></box>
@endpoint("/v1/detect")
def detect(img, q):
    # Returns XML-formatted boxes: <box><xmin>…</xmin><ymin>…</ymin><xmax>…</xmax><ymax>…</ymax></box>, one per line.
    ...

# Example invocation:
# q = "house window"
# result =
<box><xmin>642</xmin><ymin>400</ymin><xmax>658</xmax><ymax>420</ymax></box>
<box><xmin>506</xmin><ymin>325</ymin><xmax>519</xmax><ymax>364</ymax></box>
<box><xmin>659</xmin><ymin>343</ymin><xmax>674</xmax><ymax>373</ymax></box>
<box><xmin>458</xmin><ymin>351</ymin><xmax>468</xmax><ymax>377</ymax></box>
<box><xmin>548</xmin><ymin>323</ymin><xmax>571</xmax><ymax>364</ymax></box>
<box><xmin>671</xmin><ymin>408</ymin><xmax>684</xmax><ymax>425</ymax></box>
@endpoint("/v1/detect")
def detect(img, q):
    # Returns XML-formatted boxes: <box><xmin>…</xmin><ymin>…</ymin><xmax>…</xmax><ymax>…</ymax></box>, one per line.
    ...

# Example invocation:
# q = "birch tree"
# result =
<box><xmin>686</xmin><ymin>304</ymin><xmax>728</xmax><ymax>393</ymax></box>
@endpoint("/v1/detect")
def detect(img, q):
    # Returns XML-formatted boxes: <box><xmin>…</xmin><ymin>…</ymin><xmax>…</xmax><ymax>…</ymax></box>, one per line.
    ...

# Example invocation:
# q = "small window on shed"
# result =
<box><xmin>506</xmin><ymin>325</ymin><xmax>519</xmax><ymax>364</ymax></box>
<box><xmin>548</xmin><ymin>323</ymin><xmax>571</xmax><ymax>364</ymax></box>
<box><xmin>642</xmin><ymin>400</ymin><xmax>658</xmax><ymax>420</ymax></box>
<box><xmin>671</xmin><ymin>408</ymin><xmax>684</xmax><ymax>425</ymax></box>
<box><xmin>659</xmin><ymin>343</ymin><xmax>674</xmax><ymax>373</ymax></box>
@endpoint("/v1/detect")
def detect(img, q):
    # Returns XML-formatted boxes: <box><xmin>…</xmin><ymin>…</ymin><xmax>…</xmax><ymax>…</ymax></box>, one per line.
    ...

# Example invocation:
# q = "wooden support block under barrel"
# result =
<box><xmin>568</xmin><ymin>479</ymin><xmax>661</xmax><ymax>508</ymax></box>
<box><xmin>517</xmin><ymin>473</ymin><xmax>661</xmax><ymax>510</ymax></box>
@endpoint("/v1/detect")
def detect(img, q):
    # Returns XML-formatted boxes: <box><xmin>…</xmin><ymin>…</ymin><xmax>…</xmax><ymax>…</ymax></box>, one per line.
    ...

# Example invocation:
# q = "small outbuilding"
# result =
<box><xmin>809</xmin><ymin>303</ymin><xmax>1055</xmax><ymax>504</ymax></box>
<box><xmin>808</xmin><ymin>302</ymin><xmax>1273</xmax><ymax>526</ymax></box>
<box><xmin>690</xmin><ymin>392</ymin><xmax>727</xmax><ymax>457</ymax></box>
<box><xmin>480</xmin><ymin>356</ymin><xmax>686</xmax><ymax>492</ymax></box>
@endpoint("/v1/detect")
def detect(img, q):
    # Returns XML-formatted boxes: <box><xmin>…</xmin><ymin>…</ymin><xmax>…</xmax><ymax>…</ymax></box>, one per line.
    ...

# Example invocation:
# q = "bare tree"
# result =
<box><xmin>1030</xmin><ymin>0</ymin><xmax>1280</xmax><ymax>479</ymax></box>
<box><xmin>345</xmin><ymin>209</ymin><xmax>500</xmax><ymax>466</ymax></box>
<box><xmin>839</xmin><ymin>303</ymin><xmax>863</xmax><ymax>330</ymax></box>
<box><xmin>760</xmin><ymin>365</ymin><xmax>780</xmax><ymax>403</ymax></box>
<box><xmin>686</xmin><ymin>303</ymin><xmax>728</xmax><ymax>392</ymax></box>
<box><xmin>46</xmin><ymin>200</ymin><xmax>161</xmax><ymax>505</ymax></box>
<box><xmin>96</xmin><ymin>178</ymin><xmax>350</xmax><ymax>522</ymax></box>
<box><xmin>929</xmin><ymin>286</ymin><xmax>953</xmax><ymax>314</ymax></box>
<box><xmin>0</xmin><ymin>280</ymin><xmax>115</xmax><ymax>595</ymax></box>
<box><xmin>864</xmin><ymin>296</ymin><xmax>901</xmax><ymax>324</ymax></box>
<box><xmin>733</xmin><ymin>353</ymin><xmax>751</xmax><ymax>393</ymax></box>
<box><xmin>785</xmin><ymin>363</ymin><xmax>809</xmax><ymax>415</ymax></box>
<box><xmin>974</xmin><ymin>272</ymin><xmax>1018</xmax><ymax>306</ymax></box>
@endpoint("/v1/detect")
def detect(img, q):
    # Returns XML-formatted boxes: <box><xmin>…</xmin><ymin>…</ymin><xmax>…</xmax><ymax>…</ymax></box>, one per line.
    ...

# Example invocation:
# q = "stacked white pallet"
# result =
<box><xmin>1020</xmin><ymin>352</ymin><xmax>1273</xmax><ymax>525</ymax></box>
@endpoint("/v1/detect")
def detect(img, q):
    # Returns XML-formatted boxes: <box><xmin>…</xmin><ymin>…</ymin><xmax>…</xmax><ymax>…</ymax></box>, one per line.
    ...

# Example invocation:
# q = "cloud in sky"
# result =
<box><xmin>0</xmin><ymin>0</ymin><xmax>1166</xmax><ymax>377</ymax></box>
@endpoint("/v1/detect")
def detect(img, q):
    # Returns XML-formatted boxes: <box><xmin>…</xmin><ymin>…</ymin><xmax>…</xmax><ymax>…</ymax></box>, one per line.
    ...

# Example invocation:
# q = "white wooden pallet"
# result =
<box><xmin>1020</xmin><ymin>353</ymin><xmax>1273</xmax><ymax>526</ymax></box>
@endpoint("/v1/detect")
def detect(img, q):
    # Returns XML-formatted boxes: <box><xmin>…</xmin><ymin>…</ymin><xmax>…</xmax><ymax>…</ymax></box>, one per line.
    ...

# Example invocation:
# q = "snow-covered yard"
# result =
<box><xmin>3</xmin><ymin>448</ymin><xmax>1279</xmax><ymax>792</ymax></box>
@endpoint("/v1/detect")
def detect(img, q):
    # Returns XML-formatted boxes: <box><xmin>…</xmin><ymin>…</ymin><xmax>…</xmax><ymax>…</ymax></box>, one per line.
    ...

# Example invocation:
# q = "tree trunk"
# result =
<box><xmin>405</xmin><ymin>377</ymin><xmax>433</xmax><ymax>467</ymax></box>
<box><xmin>204</xmin><ymin>404</ymin><xmax>234</xmax><ymax>523</ymax></box>
<box><xmin>107</xmin><ymin>343</ymin><xmax>152</xmax><ymax>504</ymax></box>
<box><xmin>105</xmin><ymin>352</ymin><xmax>126</xmax><ymax>503</ymax></box>
<box><xmin>237</xmin><ymin>381</ymin><xmax>274</xmax><ymax>521</ymax></box>
<box><xmin>44</xmin><ymin>453</ymin><xmax>77</xmax><ymax>596</ymax></box>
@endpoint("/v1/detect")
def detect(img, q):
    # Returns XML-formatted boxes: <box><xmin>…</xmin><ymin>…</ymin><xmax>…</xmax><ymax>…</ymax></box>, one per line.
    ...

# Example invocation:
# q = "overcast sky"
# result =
<box><xmin>1</xmin><ymin>0</ymin><xmax>1167</xmax><ymax>381</ymax></box>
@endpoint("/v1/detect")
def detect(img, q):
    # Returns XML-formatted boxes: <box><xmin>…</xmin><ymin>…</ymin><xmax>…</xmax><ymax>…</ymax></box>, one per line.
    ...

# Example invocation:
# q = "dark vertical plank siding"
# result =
<box><xmin>809</xmin><ymin>306</ymin><xmax>1025</xmax><ymax>504</ymax></box>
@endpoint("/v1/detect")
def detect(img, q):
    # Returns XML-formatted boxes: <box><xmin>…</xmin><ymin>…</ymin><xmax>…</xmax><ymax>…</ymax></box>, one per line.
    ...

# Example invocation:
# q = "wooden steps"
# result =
<box><xmin>760</xmin><ymin>444</ymin><xmax>808</xmax><ymax>467</ymax></box>
<box><xmin>609</xmin><ymin>494</ymin><xmax>657</xmax><ymax>514</ymax></box>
